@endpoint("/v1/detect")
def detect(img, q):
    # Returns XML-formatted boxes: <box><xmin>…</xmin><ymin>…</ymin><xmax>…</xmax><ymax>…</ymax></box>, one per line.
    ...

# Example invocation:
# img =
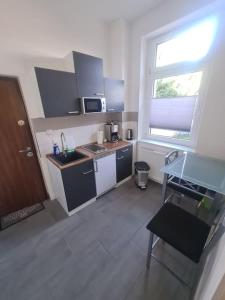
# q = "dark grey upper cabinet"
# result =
<box><xmin>35</xmin><ymin>67</ymin><xmax>80</xmax><ymax>118</ymax></box>
<box><xmin>73</xmin><ymin>52</ymin><xmax>105</xmax><ymax>97</ymax></box>
<box><xmin>61</xmin><ymin>160</ymin><xmax>96</xmax><ymax>212</ymax></box>
<box><xmin>104</xmin><ymin>78</ymin><xmax>124</xmax><ymax>112</ymax></box>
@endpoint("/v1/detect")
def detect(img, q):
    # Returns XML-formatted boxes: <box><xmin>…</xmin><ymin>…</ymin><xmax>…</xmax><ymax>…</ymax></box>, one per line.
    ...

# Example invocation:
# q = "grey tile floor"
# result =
<box><xmin>0</xmin><ymin>179</ymin><xmax>195</xmax><ymax>300</ymax></box>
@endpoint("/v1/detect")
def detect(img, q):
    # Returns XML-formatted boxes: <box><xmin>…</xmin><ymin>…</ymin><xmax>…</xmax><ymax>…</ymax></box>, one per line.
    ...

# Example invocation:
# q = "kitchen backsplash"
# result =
<box><xmin>36</xmin><ymin>123</ymin><xmax>107</xmax><ymax>157</ymax></box>
<box><xmin>33</xmin><ymin>112</ymin><xmax>138</xmax><ymax>157</ymax></box>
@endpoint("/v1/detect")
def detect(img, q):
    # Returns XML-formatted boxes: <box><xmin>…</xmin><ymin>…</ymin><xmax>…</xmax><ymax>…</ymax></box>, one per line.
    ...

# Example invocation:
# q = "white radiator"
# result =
<box><xmin>137</xmin><ymin>142</ymin><xmax>172</xmax><ymax>183</ymax></box>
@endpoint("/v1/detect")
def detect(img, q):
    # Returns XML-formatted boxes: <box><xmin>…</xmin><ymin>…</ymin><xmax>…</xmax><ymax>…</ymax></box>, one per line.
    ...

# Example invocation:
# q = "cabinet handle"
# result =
<box><xmin>107</xmin><ymin>108</ymin><xmax>116</xmax><ymax>111</ymax></box>
<box><xmin>82</xmin><ymin>169</ymin><xmax>93</xmax><ymax>175</ymax></box>
<box><xmin>94</xmin><ymin>160</ymin><xmax>98</xmax><ymax>172</ymax></box>
<box><xmin>117</xmin><ymin>156</ymin><xmax>124</xmax><ymax>160</ymax></box>
<box><xmin>94</xmin><ymin>93</ymin><xmax>104</xmax><ymax>96</ymax></box>
<box><xmin>68</xmin><ymin>111</ymin><xmax>80</xmax><ymax>114</ymax></box>
<box><xmin>122</xmin><ymin>148</ymin><xmax>129</xmax><ymax>153</ymax></box>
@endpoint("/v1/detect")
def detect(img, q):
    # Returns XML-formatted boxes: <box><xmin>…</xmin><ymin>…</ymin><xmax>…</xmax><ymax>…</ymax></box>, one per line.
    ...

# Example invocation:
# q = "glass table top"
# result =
<box><xmin>161</xmin><ymin>152</ymin><xmax>225</xmax><ymax>195</ymax></box>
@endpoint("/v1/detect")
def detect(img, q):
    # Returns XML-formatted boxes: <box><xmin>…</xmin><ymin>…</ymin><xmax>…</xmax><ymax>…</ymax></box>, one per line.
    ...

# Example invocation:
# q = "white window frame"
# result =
<box><xmin>142</xmin><ymin>22</ymin><xmax>213</xmax><ymax>148</ymax></box>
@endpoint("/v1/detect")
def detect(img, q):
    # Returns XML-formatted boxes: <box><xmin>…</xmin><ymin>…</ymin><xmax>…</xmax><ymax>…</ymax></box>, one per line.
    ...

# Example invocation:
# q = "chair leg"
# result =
<box><xmin>146</xmin><ymin>232</ymin><xmax>154</xmax><ymax>270</ymax></box>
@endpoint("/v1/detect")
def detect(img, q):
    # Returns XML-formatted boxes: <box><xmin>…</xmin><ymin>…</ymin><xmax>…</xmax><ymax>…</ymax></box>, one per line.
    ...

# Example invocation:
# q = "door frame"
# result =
<box><xmin>0</xmin><ymin>75</ymin><xmax>49</xmax><ymax>201</ymax></box>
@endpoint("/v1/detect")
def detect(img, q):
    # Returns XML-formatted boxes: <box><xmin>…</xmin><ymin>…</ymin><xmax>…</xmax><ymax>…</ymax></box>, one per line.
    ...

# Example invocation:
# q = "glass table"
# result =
<box><xmin>161</xmin><ymin>152</ymin><xmax>225</xmax><ymax>196</ymax></box>
<box><xmin>161</xmin><ymin>151</ymin><xmax>225</xmax><ymax>225</ymax></box>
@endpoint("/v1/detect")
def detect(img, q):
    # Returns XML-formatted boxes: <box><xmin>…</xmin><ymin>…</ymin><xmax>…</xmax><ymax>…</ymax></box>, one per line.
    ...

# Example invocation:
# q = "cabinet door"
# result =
<box><xmin>116</xmin><ymin>145</ymin><xmax>133</xmax><ymax>183</ymax></box>
<box><xmin>95</xmin><ymin>153</ymin><xmax>116</xmax><ymax>196</ymax></box>
<box><xmin>35</xmin><ymin>67</ymin><xmax>80</xmax><ymax>118</ymax></box>
<box><xmin>73</xmin><ymin>52</ymin><xmax>105</xmax><ymax>97</ymax></box>
<box><xmin>61</xmin><ymin>160</ymin><xmax>96</xmax><ymax>212</ymax></box>
<box><xmin>104</xmin><ymin>78</ymin><xmax>124</xmax><ymax>112</ymax></box>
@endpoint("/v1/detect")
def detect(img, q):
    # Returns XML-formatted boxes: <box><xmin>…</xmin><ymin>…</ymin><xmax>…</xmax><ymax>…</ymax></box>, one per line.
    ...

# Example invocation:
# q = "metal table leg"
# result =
<box><xmin>162</xmin><ymin>173</ymin><xmax>168</xmax><ymax>204</ymax></box>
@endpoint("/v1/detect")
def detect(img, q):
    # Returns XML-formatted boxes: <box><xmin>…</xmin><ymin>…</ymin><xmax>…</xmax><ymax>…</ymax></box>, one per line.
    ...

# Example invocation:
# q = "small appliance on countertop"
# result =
<box><xmin>104</xmin><ymin>121</ymin><xmax>119</xmax><ymax>143</ymax></box>
<box><xmin>127</xmin><ymin>129</ymin><xmax>133</xmax><ymax>140</ymax></box>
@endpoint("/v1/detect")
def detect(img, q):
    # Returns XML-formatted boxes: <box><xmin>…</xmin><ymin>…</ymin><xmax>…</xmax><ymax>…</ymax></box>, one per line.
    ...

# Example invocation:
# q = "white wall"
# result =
<box><xmin>106</xmin><ymin>19</ymin><xmax>131</xmax><ymax>112</ymax></box>
<box><xmin>107</xmin><ymin>19</ymin><xmax>130</xmax><ymax>79</ymax></box>
<box><xmin>195</xmin><ymin>226</ymin><xmax>225</xmax><ymax>300</ymax></box>
<box><xmin>196</xmin><ymin>15</ymin><xmax>225</xmax><ymax>159</ymax></box>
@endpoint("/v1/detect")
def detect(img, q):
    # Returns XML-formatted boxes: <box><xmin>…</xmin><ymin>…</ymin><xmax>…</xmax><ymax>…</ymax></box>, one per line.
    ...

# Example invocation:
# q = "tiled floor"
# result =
<box><xmin>0</xmin><ymin>179</ymin><xmax>195</xmax><ymax>300</ymax></box>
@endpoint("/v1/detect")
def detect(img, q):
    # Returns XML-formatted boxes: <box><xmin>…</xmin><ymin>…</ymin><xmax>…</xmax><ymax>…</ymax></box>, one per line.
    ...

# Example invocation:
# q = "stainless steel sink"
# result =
<box><xmin>50</xmin><ymin>151</ymin><xmax>87</xmax><ymax>165</ymax></box>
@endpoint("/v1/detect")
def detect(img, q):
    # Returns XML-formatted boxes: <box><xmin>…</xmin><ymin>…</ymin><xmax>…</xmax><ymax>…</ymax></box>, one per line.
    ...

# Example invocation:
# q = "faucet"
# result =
<box><xmin>60</xmin><ymin>132</ymin><xmax>68</xmax><ymax>156</ymax></box>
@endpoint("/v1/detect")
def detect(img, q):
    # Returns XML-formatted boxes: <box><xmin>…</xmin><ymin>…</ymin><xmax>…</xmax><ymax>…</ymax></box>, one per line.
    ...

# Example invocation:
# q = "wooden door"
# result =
<box><xmin>0</xmin><ymin>77</ymin><xmax>48</xmax><ymax>216</ymax></box>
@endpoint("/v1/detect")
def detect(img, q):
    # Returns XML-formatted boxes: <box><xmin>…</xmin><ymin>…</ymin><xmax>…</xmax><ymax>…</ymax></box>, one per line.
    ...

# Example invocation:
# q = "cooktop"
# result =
<box><xmin>82</xmin><ymin>144</ymin><xmax>106</xmax><ymax>154</ymax></box>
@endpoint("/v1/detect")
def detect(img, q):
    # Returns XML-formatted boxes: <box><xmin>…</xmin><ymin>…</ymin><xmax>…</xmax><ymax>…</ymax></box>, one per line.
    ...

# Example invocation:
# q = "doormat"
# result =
<box><xmin>0</xmin><ymin>203</ymin><xmax>44</xmax><ymax>230</ymax></box>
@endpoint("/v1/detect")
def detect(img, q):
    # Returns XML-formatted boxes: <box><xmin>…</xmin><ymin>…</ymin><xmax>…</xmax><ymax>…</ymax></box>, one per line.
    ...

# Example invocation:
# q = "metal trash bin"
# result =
<box><xmin>134</xmin><ymin>161</ymin><xmax>150</xmax><ymax>189</ymax></box>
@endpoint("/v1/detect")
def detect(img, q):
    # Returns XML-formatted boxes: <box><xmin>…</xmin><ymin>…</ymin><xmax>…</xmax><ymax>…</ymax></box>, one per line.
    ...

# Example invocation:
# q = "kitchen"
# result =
<box><xmin>1</xmin><ymin>1</ymin><xmax>225</xmax><ymax>300</ymax></box>
<box><xmin>33</xmin><ymin>50</ymin><xmax>136</xmax><ymax>216</ymax></box>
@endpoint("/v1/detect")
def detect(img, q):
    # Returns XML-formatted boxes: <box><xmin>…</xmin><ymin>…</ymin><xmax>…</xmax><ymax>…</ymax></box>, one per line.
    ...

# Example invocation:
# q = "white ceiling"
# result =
<box><xmin>67</xmin><ymin>0</ymin><xmax>165</xmax><ymax>21</ymax></box>
<box><xmin>1</xmin><ymin>0</ymin><xmax>165</xmax><ymax>23</ymax></box>
<box><xmin>0</xmin><ymin>0</ymin><xmax>165</xmax><ymax>61</ymax></box>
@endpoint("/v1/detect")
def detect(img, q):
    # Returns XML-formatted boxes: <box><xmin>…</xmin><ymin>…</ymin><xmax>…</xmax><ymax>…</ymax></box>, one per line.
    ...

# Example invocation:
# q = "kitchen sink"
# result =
<box><xmin>50</xmin><ymin>151</ymin><xmax>87</xmax><ymax>165</ymax></box>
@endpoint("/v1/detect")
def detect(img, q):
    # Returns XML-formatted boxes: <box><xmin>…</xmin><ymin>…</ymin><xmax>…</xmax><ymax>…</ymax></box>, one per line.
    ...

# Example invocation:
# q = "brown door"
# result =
<box><xmin>0</xmin><ymin>77</ymin><xmax>48</xmax><ymax>216</ymax></box>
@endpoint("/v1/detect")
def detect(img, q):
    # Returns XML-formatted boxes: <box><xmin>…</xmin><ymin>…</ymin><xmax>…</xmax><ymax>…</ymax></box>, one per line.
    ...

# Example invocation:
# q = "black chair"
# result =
<box><xmin>162</xmin><ymin>150</ymin><xmax>207</xmax><ymax>205</ymax></box>
<box><xmin>146</xmin><ymin>202</ymin><xmax>225</xmax><ymax>298</ymax></box>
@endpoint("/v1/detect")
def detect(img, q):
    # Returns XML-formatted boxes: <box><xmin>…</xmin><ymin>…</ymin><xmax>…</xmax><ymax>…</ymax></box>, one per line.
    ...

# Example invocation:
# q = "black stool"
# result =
<box><xmin>146</xmin><ymin>202</ymin><xmax>211</xmax><ymax>298</ymax></box>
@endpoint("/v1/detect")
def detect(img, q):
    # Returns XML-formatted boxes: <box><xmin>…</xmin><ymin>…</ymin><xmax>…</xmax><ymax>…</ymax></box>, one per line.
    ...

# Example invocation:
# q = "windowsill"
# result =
<box><xmin>139</xmin><ymin>138</ymin><xmax>195</xmax><ymax>153</ymax></box>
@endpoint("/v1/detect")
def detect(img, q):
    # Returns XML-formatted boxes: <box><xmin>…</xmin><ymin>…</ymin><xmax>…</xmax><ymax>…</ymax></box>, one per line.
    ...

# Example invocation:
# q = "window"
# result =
<box><xmin>147</xmin><ymin>17</ymin><xmax>218</xmax><ymax>145</ymax></box>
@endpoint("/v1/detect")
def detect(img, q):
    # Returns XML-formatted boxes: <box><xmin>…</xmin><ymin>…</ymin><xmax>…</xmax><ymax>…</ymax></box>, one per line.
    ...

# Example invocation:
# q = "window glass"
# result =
<box><xmin>147</xmin><ymin>16</ymin><xmax>218</xmax><ymax>144</ymax></box>
<box><xmin>150</xmin><ymin>128</ymin><xmax>191</xmax><ymax>141</ymax></box>
<box><xmin>156</xmin><ymin>18</ymin><xmax>217</xmax><ymax>67</ymax></box>
<box><xmin>153</xmin><ymin>72</ymin><xmax>202</xmax><ymax>98</ymax></box>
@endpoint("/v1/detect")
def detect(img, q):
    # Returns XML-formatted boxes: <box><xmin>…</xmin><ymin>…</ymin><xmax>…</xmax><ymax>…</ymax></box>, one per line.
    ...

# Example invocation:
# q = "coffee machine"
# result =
<box><xmin>105</xmin><ymin>121</ymin><xmax>119</xmax><ymax>143</ymax></box>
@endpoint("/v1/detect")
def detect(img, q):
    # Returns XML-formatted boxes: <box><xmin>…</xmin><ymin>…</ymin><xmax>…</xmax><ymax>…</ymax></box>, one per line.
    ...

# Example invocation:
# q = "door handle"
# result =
<box><xmin>107</xmin><ymin>108</ymin><xmax>116</xmax><ymax>111</ymax></box>
<box><xmin>19</xmin><ymin>147</ymin><xmax>31</xmax><ymax>153</ymax></box>
<box><xmin>117</xmin><ymin>156</ymin><xmax>124</xmax><ymax>160</ymax></box>
<box><xmin>82</xmin><ymin>169</ymin><xmax>93</xmax><ymax>175</ymax></box>
<box><xmin>122</xmin><ymin>149</ymin><xmax>129</xmax><ymax>153</ymax></box>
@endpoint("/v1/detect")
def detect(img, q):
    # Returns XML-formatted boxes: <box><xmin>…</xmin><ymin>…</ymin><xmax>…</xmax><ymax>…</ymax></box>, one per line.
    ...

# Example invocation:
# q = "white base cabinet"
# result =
<box><xmin>94</xmin><ymin>153</ymin><xmax>117</xmax><ymax>197</ymax></box>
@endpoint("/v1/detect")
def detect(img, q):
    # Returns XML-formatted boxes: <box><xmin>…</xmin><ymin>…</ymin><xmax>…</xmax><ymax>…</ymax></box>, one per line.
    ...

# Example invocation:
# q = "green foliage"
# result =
<box><xmin>155</xmin><ymin>79</ymin><xmax>179</xmax><ymax>97</ymax></box>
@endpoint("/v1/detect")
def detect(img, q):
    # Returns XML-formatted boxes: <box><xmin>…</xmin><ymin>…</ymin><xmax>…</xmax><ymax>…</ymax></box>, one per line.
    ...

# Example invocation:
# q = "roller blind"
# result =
<box><xmin>149</xmin><ymin>96</ymin><xmax>197</xmax><ymax>132</ymax></box>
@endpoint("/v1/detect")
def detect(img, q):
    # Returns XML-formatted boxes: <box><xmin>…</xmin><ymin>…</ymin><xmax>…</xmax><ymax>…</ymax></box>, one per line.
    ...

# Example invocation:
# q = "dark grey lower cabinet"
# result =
<box><xmin>61</xmin><ymin>160</ymin><xmax>96</xmax><ymax>212</ymax></box>
<box><xmin>116</xmin><ymin>145</ymin><xmax>133</xmax><ymax>183</ymax></box>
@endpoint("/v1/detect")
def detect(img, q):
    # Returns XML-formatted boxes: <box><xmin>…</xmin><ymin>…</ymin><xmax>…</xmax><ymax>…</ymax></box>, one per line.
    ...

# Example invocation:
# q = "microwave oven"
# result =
<box><xmin>81</xmin><ymin>97</ymin><xmax>106</xmax><ymax>114</ymax></box>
